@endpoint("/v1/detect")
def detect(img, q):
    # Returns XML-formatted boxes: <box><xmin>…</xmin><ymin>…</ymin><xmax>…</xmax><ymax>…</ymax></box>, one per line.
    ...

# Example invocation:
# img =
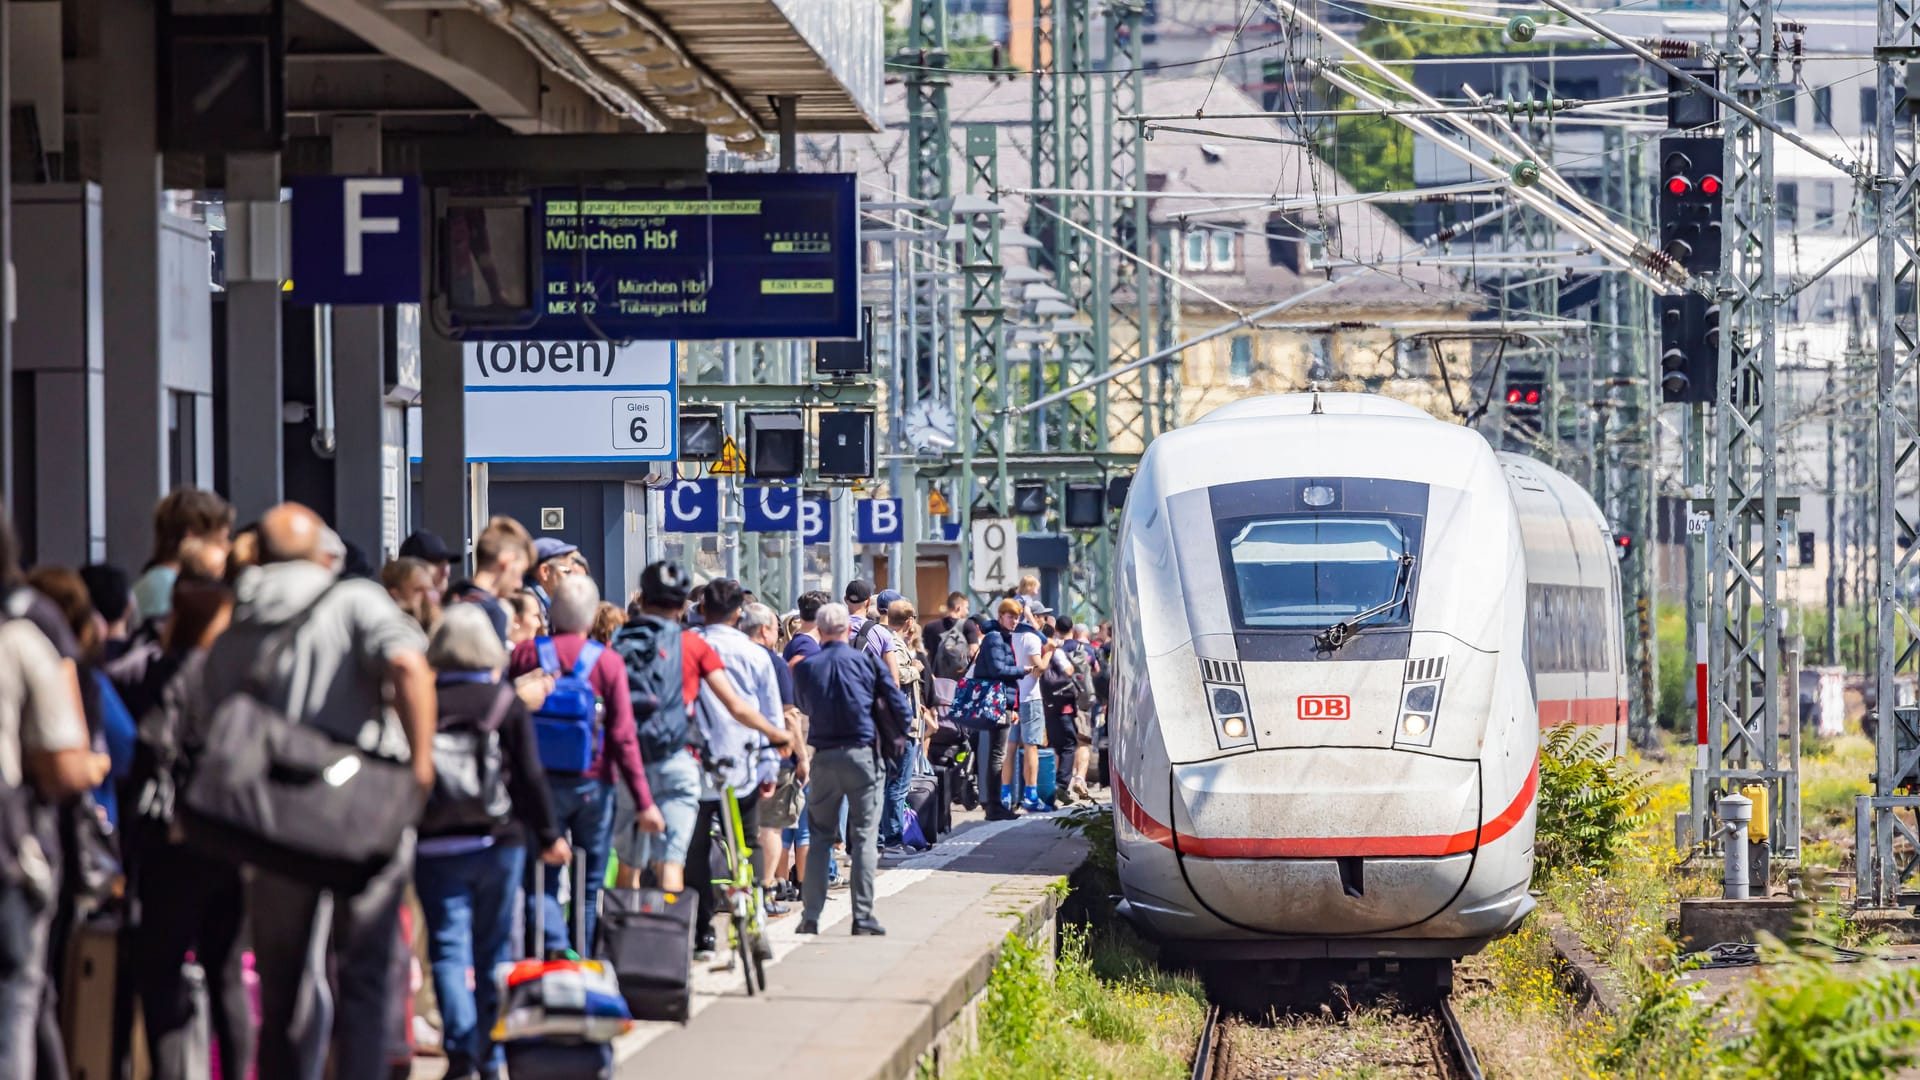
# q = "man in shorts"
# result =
<box><xmin>995</xmin><ymin>598</ymin><xmax>1052</xmax><ymax>813</ymax></box>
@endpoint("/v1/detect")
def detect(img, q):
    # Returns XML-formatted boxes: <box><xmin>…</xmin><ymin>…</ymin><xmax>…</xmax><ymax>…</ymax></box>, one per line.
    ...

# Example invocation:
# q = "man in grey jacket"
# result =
<box><xmin>197</xmin><ymin>503</ymin><xmax>435</xmax><ymax>1080</ymax></box>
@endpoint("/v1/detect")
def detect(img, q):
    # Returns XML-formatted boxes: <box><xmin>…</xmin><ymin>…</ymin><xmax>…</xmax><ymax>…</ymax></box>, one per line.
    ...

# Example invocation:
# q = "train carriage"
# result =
<box><xmin>1110</xmin><ymin>392</ymin><xmax>1624</xmax><ymax>964</ymax></box>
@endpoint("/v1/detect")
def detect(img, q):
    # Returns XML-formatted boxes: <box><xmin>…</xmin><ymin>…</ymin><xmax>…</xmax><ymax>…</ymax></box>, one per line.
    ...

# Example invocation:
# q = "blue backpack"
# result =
<box><xmin>533</xmin><ymin>637</ymin><xmax>606</xmax><ymax>773</ymax></box>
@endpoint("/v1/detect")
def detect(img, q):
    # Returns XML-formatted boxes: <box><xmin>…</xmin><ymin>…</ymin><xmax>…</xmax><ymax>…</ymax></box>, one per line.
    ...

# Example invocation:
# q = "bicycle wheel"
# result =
<box><xmin>734</xmin><ymin>918</ymin><xmax>757</xmax><ymax>996</ymax></box>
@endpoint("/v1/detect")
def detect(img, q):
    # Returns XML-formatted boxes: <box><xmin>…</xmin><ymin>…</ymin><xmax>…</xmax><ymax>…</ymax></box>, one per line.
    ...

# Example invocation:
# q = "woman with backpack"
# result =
<box><xmin>416</xmin><ymin>604</ymin><xmax>570</xmax><ymax>1080</ymax></box>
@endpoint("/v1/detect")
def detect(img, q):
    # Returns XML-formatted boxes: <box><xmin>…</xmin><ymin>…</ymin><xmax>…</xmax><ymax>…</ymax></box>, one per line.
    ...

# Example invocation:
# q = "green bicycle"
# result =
<box><xmin>703</xmin><ymin>755</ymin><xmax>770</xmax><ymax>995</ymax></box>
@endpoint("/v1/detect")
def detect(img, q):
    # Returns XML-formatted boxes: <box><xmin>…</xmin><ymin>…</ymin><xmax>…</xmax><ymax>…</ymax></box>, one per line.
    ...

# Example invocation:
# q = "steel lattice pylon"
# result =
<box><xmin>1104</xmin><ymin>0</ymin><xmax>1150</xmax><ymax>450</ymax></box>
<box><xmin>1055</xmin><ymin>0</ymin><xmax>1102</xmax><ymax>454</ymax></box>
<box><xmin>1699</xmin><ymin>0</ymin><xmax>1797</xmax><ymax>856</ymax></box>
<box><xmin>1860</xmin><ymin>0</ymin><xmax>1920</xmax><ymax>907</ymax></box>
<box><xmin>957</xmin><ymin>123</ymin><xmax>1008</xmax><ymax>592</ymax></box>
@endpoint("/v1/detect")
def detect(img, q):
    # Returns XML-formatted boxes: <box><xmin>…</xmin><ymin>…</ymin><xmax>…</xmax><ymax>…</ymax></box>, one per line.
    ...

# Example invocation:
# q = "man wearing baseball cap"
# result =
<box><xmin>398</xmin><ymin>529</ymin><xmax>453</xmax><ymax>593</ymax></box>
<box><xmin>528</xmin><ymin>537</ymin><xmax>580</xmax><ymax>620</ymax></box>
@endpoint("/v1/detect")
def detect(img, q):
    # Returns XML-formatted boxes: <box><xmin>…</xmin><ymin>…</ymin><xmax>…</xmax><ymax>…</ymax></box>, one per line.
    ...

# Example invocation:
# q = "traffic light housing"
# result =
<box><xmin>1504</xmin><ymin>373</ymin><xmax>1544</xmax><ymax>442</ymax></box>
<box><xmin>1063</xmin><ymin>483</ymin><xmax>1106</xmax><ymax>528</ymax></box>
<box><xmin>1658</xmin><ymin>293</ymin><xmax>1720</xmax><ymax>404</ymax></box>
<box><xmin>678</xmin><ymin>406</ymin><xmax>723</xmax><ymax>461</ymax></box>
<box><xmin>1798</xmin><ymin>531</ymin><xmax>1816</xmax><ymax>566</ymax></box>
<box><xmin>1615</xmin><ymin>533</ymin><xmax>1633</xmax><ymax>561</ymax></box>
<box><xmin>744</xmin><ymin>411</ymin><xmax>805</xmax><ymax>479</ymax></box>
<box><xmin>1012</xmin><ymin>481</ymin><xmax>1049</xmax><ymax>518</ymax></box>
<box><xmin>1658</xmin><ymin>136</ymin><xmax>1724</xmax><ymax>276</ymax></box>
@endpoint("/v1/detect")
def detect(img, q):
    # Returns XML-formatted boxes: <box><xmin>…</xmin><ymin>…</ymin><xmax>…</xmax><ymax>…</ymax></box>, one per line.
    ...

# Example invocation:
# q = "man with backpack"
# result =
<box><xmin>610</xmin><ymin>564</ymin><xmax>784</xmax><ymax>899</ymax></box>
<box><xmin>842</xmin><ymin>580</ymin><xmax>901</xmax><ymax>686</ymax></box>
<box><xmin>507</xmin><ymin>574</ymin><xmax>662</xmax><ymax>955</ymax></box>
<box><xmin>921</xmin><ymin>592</ymin><xmax>981</xmax><ymax>682</ymax></box>
<box><xmin>448</xmin><ymin>516</ymin><xmax>534</xmax><ymax>644</ymax></box>
<box><xmin>687</xmin><ymin>580</ymin><xmax>790</xmax><ymax>956</ymax></box>
<box><xmin>195</xmin><ymin>503</ymin><xmax>436</xmax><ymax>1080</ymax></box>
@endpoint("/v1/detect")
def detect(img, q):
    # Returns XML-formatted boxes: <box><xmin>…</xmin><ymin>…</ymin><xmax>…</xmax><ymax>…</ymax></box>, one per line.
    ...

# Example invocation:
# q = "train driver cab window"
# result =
<box><xmin>1223</xmin><ymin>515</ymin><xmax>1414</xmax><ymax>629</ymax></box>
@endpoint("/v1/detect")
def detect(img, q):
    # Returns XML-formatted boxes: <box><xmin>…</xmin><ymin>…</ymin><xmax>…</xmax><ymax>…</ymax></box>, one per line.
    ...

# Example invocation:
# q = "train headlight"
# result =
<box><xmin>1401</xmin><ymin>712</ymin><xmax>1432</xmax><ymax>737</ymax></box>
<box><xmin>1396</xmin><ymin>658</ymin><xmax>1447</xmax><ymax>748</ymax></box>
<box><xmin>1222</xmin><ymin>716</ymin><xmax>1248</xmax><ymax>739</ymax></box>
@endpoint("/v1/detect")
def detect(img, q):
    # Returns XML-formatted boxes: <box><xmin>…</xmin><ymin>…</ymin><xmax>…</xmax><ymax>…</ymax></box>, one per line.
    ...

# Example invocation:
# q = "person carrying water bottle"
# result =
<box><xmin>507</xmin><ymin>574</ymin><xmax>663</xmax><ymax>955</ymax></box>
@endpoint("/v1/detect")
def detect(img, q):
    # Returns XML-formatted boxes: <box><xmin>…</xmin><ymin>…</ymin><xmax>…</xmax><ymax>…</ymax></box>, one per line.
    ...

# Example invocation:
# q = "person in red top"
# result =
<box><xmin>508</xmin><ymin>574</ymin><xmax>663</xmax><ymax>953</ymax></box>
<box><xmin>608</xmin><ymin>563</ymin><xmax>785</xmax><ymax>893</ymax></box>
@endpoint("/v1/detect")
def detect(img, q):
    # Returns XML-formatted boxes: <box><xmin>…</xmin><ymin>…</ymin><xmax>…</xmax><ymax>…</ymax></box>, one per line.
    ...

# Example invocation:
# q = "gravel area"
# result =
<box><xmin>1216</xmin><ymin>1002</ymin><xmax>1446</xmax><ymax>1080</ymax></box>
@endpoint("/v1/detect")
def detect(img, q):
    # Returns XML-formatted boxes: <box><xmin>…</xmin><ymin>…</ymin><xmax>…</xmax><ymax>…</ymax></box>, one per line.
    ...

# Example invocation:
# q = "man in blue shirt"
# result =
<box><xmin>792</xmin><ymin>602</ymin><xmax>910</xmax><ymax>937</ymax></box>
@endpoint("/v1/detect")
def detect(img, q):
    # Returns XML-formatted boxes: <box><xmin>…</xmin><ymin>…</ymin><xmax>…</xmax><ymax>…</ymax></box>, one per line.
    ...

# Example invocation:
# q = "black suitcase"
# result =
<box><xmin>597</xmin><ymin>885</ymin><xmax>695</xmax><ymax>1023</ymax></box>
<box><xmin>905</xmin><ymin>773</ymin><xmax>941</xmax><ymax>846</ymax></box>
<box><xmin>936</xmin><ymin>768</ymin><xmax>953</xmax><ymax>834</ymax></box>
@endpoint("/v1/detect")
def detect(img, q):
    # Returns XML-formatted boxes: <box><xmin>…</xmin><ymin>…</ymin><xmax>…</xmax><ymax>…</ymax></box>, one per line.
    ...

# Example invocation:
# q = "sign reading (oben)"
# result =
<box><xmin>462</xmin><ymin>340</ymin><xmax>676</xmax><ymax>462</ymax></box>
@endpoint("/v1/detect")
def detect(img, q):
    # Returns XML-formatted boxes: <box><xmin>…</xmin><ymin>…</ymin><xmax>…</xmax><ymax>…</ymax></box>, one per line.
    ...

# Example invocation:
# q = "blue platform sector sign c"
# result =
<box><xmin>856</xmin><ymin>499</ymin><xmax>904</xmax><ymax>544</ymax></box>
<box><xmin>290</xmin><ymin>176</ymin><xmax>421</xmax><ymax>305</ymax></box>
<box><xmin>663</xmin><ymin>480</ymin><xmax>719</xmax><ymax>532</ymax></box>
<box><xmin>743</xmin><ymin>486</ymin><xmax>798</xmax><ymax>532</ymax></box>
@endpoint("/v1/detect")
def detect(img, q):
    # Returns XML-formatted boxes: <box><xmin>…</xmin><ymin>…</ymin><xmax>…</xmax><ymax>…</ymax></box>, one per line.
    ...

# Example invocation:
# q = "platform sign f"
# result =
<box><xmin>343</xmin><ymin>178</ymin><xmax>405</xmax><ymax>276</ymax></box>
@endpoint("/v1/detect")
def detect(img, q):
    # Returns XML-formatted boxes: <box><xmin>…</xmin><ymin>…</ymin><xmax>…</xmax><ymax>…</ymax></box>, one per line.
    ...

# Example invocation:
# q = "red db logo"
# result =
<box><xmin>1298</xmin><ymin>695</ymin><xmax>1350</xmax><ymax>721</ymax></box>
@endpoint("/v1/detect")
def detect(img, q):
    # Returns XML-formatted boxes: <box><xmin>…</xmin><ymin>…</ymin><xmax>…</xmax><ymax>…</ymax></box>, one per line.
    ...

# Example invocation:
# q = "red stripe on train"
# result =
<box><xmin>1536</xmin><ymin>696</ymin><xmax>1626</xmax><ymax>728</ymax></box>
<box><xmin>1112</xmin><ymin>757</ymin><xmax>1538</xmax><ymax>860</ymax></box>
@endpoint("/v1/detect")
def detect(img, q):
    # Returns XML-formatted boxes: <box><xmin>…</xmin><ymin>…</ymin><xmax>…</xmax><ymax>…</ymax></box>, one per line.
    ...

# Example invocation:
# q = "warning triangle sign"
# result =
<box><xmin>928</xmin><ymin>489</ymin><xmax>952</xmax><ymax>516</ymax></box>
<box><xmin>711</xmin><ymin>436</ymin><xmax>745</xmax><ymax>476</ymax></box>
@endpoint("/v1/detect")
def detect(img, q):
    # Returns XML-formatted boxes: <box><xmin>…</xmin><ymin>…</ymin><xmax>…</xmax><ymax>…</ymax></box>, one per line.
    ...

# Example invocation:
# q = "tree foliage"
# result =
<box><xmin>1533</xmin><ymin>723</ymin><xmax>1654</xmax><ymax>885</ymax></box>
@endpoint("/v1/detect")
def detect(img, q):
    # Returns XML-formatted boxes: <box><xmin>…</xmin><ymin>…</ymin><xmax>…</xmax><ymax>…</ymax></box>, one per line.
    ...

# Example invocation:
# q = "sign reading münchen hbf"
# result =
<box><xmin>503</xmin><ymin>172</ymin><xmax>859</xmax><ymax>342</ymax></box>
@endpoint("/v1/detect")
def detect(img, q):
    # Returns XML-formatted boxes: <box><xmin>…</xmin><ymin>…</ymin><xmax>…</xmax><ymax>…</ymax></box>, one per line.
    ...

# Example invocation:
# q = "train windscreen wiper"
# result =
<box><xmin>1315</xmin><ymin>553</ymin><xmax>1415</xmax><ymax>651</ymax></box>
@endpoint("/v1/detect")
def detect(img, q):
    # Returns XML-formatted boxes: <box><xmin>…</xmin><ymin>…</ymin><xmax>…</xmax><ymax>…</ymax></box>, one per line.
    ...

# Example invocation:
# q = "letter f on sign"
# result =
<box><xmin>343</xmin><ymin>178</ymin><xmax>405</xmax><ymax>276</ymax></box>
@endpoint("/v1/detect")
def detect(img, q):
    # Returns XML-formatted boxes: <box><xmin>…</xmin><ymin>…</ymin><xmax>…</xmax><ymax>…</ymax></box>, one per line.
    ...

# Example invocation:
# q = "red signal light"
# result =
<box><xmin>1699</xmin><ymin>175</ymin><xmax>1721</xmax><ymax>195</ymax></box>
<box><xmin>1524</xmin><ymin>389</ymin><xmax>1541</xmax><ymax>405</ymax></box>
<box><xmin>1507</xmin><ymin>388</ymin><xmax>1522</xmax><ymax>403</ymax></box>
<box><xmin>1666</xmin><ymin>176</ymin><xmax>1691</xmax><ymax>196</ymax></box>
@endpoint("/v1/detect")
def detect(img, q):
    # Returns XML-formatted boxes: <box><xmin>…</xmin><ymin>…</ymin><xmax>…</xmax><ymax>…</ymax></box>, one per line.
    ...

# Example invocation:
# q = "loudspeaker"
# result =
<box><xmin>679</xmin><ymin>407</ymin><xmax>724</xmax><ymax>461</ymax></box>
<box><xmin>745</xmin><ymin>412</ymin><xmax>805</xmax><ymax>479</ymax></box>
<box><xmin>1012</xmin><ymin>481</ymin><xmax>1048</xmax><ymax>517</ymax></box>
<box><xmin>1106</xmin><ymin>475</ymin><xmax>1132</xmax><ymax>509</ymax></box>
<box><xmin>1064</xmin><ymin>484</ymin><xmax>1106</xmax><ymax>528</ymax></box>
<box><xmin>817</xmin><ymin>411</ymin><xmax>875</xmax><ymax>478</ymax></box>
<box><xmin>815</xmin><ymin>308</ymin><xmax>875</xmax><ymax>376</ymax></box>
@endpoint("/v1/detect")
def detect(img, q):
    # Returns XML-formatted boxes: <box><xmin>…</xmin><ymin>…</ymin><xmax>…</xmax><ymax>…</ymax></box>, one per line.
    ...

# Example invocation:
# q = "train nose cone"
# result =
<box><xmin>1169</xmin><ymin>749</ymin><xmax>1481</xmax><ymax>935</ymax></box>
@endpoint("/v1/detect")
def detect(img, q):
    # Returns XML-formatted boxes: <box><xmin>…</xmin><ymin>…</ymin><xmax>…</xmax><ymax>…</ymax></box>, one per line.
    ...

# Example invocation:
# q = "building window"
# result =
<box><xmin>1813</xmin><ymin>181</ymin><xmax>1835</xmax><ymax>229</ymax></box>
<box><xmin>1395</xmin><ymin>337</ymin><xmax>1431</xmax><ymax>378</ymax></box>
<box><xmin>1771</xmin><ymin>93</ymin><xmax>1795</xmax><ymax>127</ymax></box>
<box><xmin>1862</xmin><ymin>87</ymin><xmax>1879</xmax><ymax>127</ymax></box>
<box><xmin>1814</xmin><ymin>86</ymin><xmax>1833</xmax><ymax>129</ymax></box>
<box><xmin>1229</xmin><ymin>335</ymin><xmax>1253</xmax><ymax>384</ymax></box>
<box><xmin>1777</xmin><ymin>181</ymin><xmax>1799</xmax><ymax>227</ymax></box>
<box><xmin>168</xmin><ymin>391</ymin><xmax>197</xmax><ymax>491</ymax></box>
<box><xmin>863</xmin><ymin>240</ymin><xmax>894</xmax><ymax>272</ymax></box>
<box><xmin>1185</xmin><ymin>229</ymin><xmax>1208</xmax><ymax>270</ymax></box>
<box><xmin>1267</xmin><ymin>212</ymin><xmax>1305</xmax><ymax>273</ymax></box>
<box><xmin>1211</xmin><ymin>229</ymin><xmax>1235</xmax><ymax>270</ymax></box>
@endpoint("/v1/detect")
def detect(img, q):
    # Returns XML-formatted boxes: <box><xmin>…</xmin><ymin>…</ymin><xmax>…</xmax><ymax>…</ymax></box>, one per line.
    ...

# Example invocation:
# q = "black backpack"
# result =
<box><xmin>931</xmin><ymin>620</ymin><xmax>972</xmax><ymax>680</ymax></box>
<box><xmin>421</xmin><ymin>683</ymin><xmax>515</xmax><ymax>835</ymax></box>
<box><xmin>611</xmin><ymin>616</ymin><xmax>688</xmax><ymax>765</ymax></box>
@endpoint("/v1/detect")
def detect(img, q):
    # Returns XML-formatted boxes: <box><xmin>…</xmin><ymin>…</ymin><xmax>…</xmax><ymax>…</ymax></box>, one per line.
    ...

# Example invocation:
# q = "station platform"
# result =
<box><xmin>410</xmin><ymin>813</ymin><xmax>1089</xmax><ymax>1080</ymax></box>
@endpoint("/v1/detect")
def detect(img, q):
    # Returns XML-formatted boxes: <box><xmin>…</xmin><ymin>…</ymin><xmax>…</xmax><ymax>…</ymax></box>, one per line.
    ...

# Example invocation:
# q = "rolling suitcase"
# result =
<box><xmin>502</xmin><ymin>854</ymin><xmax>617</xmax><ymax>1079</ymax></box>
<box><xmin>62</xmin><ymin>915</ymin><xmax>120</xmax><ymax>1080</ymax></box>
<box><xmin>904</xmin><ymin>774</ymin><xmax>941</xmax><ymax>846</ymax></box>
<box><xmin>597</xmin><ymin>828</ymin><xmax>696</xmax><ymax>1024</ymax></box>
<box><xmin>1036</xmin><ymin>750</ymin><xmax>1059</xmax><ymax>810</ymax></box>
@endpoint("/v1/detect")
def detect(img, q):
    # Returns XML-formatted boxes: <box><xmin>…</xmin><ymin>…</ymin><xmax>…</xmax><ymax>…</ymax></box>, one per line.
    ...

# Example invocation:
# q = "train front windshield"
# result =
<box><xmin>1222</xmin><ymin>516</ymin><xmax>1412</xmax><ymax>629</ymax></box>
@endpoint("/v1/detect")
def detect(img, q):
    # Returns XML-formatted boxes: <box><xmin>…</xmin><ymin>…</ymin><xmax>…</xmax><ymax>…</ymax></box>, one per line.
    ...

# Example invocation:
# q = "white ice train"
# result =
<box><xmin>1110</xmin><ymin>392</ymin><xmax>1625</xmax><ymax>976</ymax></box>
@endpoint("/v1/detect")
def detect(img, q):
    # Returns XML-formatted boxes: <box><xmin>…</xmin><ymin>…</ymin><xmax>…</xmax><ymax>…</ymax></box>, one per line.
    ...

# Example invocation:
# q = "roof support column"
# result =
<box><xmin>99</xmin><ymin>0</ymin><xmax>167</xmax><ymax>568</ymax></box>
<box><xmin>330</xmin><ymin>116</ymin><xmax>406</xmax><ymax>561</ymax></box>
<box><xmin>223</xmin><ymin>151</ymin><xmax>285</xmax><ymax>520</ymax></box>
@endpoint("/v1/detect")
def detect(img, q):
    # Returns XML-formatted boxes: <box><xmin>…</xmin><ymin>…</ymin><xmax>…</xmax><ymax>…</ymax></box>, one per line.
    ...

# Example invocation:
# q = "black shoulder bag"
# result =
<box><xmin>180</xmin><ymin>583</ymin><xmax>424</xmax><ymax>891</ymax></box>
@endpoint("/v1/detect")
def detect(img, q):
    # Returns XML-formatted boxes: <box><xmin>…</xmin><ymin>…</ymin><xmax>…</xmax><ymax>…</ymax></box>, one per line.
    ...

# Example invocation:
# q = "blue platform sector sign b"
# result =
<box><xmin>663</xmin><ymin>480</ymin><xmax>718</xmax><ymax>532</ymax></box>
<box><xmin>291</xmin><ymin>176</ymin><xmax>421</xmax><ymax>305</ymax></box>
<box><xmin>800</xmin><ymin>499</ymin><xmax>830</xmax><ymax>545</ymax></box>
<box><xmin>856</xmin><ymin>499</ymin><xmax>904</xmax><ymax>544</ymax></box>
<box><xmin>743</xmin><ymin>487</ymin><xmax>798</xmax><ymax>532</ymax></box>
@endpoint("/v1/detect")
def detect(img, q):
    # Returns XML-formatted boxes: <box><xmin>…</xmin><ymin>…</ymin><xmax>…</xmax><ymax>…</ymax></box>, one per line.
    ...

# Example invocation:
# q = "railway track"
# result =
<box><xmin>1191</xmin><ymin>997</ymin><xmax>1484</xmax><ymax>1080</ymax></box>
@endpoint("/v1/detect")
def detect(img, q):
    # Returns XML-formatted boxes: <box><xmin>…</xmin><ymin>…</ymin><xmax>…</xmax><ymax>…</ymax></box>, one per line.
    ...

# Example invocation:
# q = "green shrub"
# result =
<box><xmin>1534</xmin><ymin>723</ymin><xmax>1655</xmax><ymax>885</ymax></box>
<box><xmin>1725</xmin><ymin>938</ymin><xmax>1920</xmax><ymax>1080</ymax></box>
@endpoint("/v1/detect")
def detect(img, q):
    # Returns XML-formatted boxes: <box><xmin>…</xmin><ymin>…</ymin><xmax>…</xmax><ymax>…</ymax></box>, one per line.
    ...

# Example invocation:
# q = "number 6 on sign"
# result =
<box><xmin>970</xmin><ymin>517</ymin><xmax>1018</xmax><ymax>592</ymax></box>
<box><xmin>611</xmin><ymin>395</ymin><xmax>669</xmax><ymax>453</ymax></box>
